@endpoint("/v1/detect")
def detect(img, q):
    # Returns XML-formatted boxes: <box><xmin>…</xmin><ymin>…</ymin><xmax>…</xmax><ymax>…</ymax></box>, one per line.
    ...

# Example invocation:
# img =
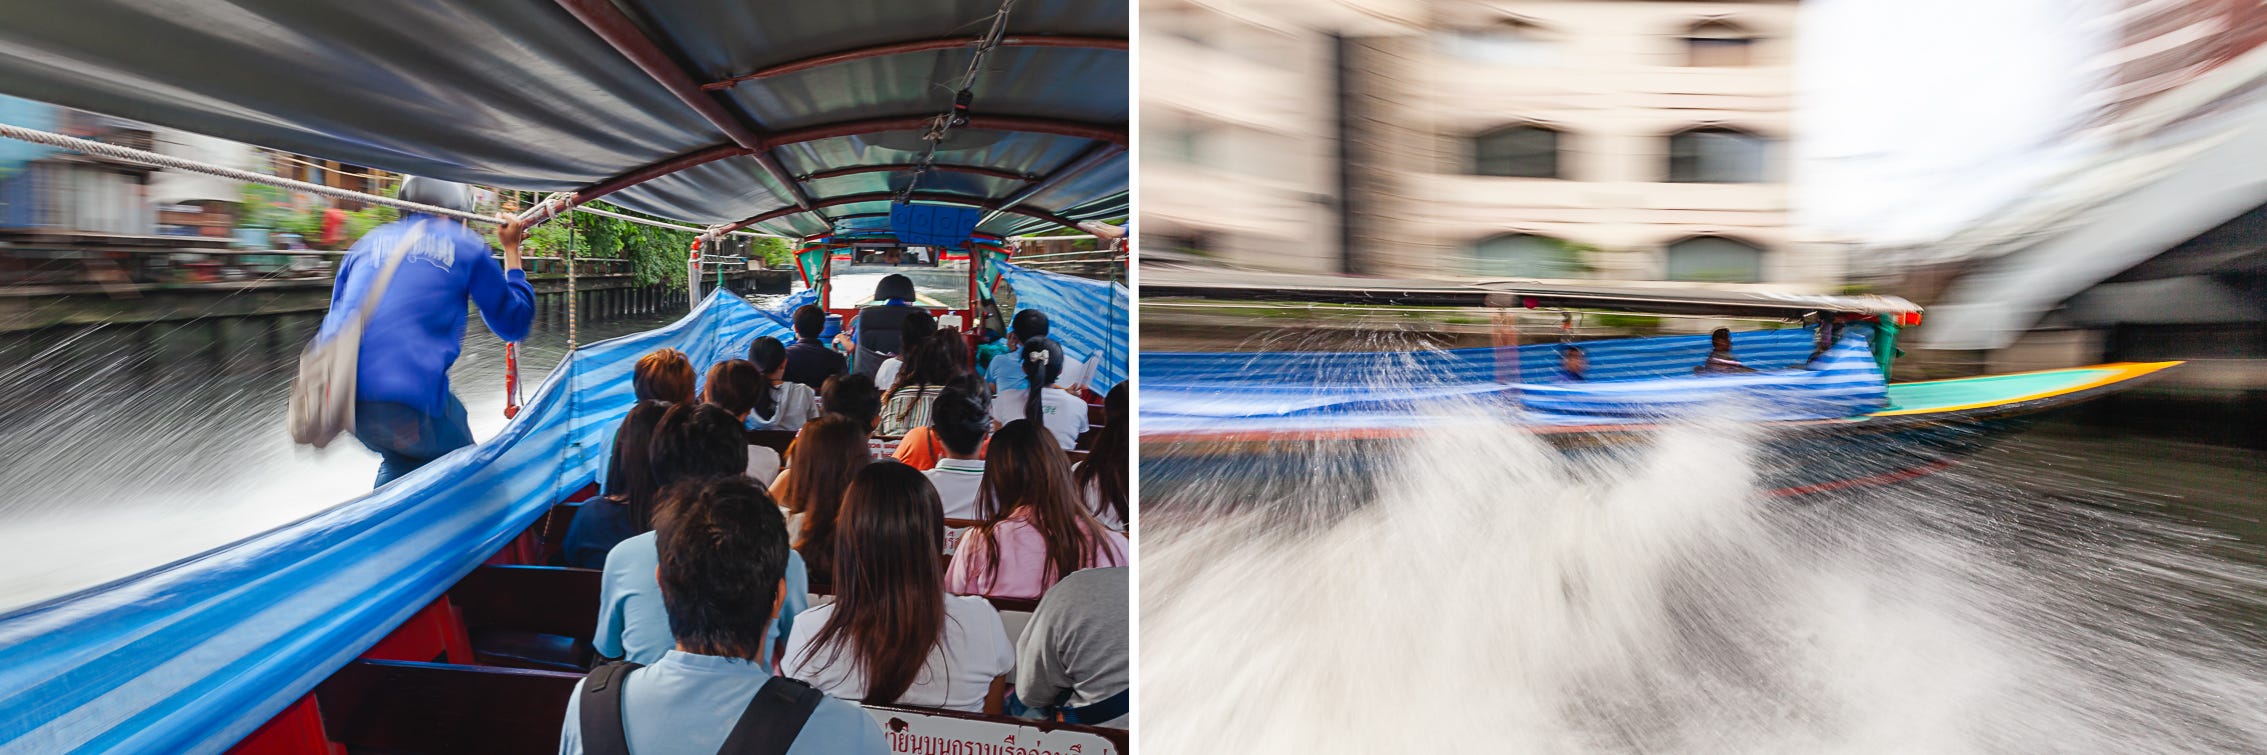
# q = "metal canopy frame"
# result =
<box><xmin>532</xmin><ymin>0</ymin><xmax>1126</xmax><ymax>237</ymax></box>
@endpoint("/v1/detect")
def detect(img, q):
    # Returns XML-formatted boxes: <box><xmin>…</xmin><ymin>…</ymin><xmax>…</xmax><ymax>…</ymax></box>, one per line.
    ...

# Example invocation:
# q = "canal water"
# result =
<box><xmin>0</xmin><ymin>267</ymin><xmax>967</xmax><ymax>612</ymax></box>
<box><xmin>1142</xmin><ymin>386</ymin><xmax>2267</xmax><ymax>751</ymax></box>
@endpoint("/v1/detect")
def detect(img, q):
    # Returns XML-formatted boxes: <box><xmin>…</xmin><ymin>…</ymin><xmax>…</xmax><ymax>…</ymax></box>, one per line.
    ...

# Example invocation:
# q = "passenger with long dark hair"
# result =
<box><xmin>878</xmin><ymin>327</ymin><xmax>966</xmax><ymax>438</ymax></box>
<box><xmin>560</xmin><ymin>478</ymin><xmax>887</xmax><ymax>754</ymax></box>
<box><xmin>771</xmin><ymin>414</ymin><xmax>871</xmax><ymax>583</ymax></box>
<box><xmin>782</xmin><ymin>464</ymin><xmax>1013</xmax><ymax>712</ymax></box>
<box><xmin>1073</xmin><ymin>381</ymin><xmax>1129</xmax><ymax>532</ymax></box>
<box><xmin>988</xmin><ymin>335</ymin><xmax>1090</xmax><ymax>450</ymax></box>
<box><xmin>560</xmin><ymin>399</ymin><xmax>670</xmax><ymax>568</ymax></box>
<box><xmin>745</xmin><ymin>336</ymin><xmax>818</xmax><ymax>432</ymax></box>
<box><xmin>596</xmin><ymin>404</ymin><xmax>809</xmax><ymax>669</ymax></box>
<box><xmin>946</xmin><ymin>421</ymin><xmax>1128</xmax><ymax>599</ymax></box>
<box><xmin>872</xmin><ymin>309</ymin><xmax>935</xmax><ymax>391</ymax></box>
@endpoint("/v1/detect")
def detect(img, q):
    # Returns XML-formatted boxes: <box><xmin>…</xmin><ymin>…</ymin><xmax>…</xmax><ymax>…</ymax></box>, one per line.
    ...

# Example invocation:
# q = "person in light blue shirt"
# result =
<box><xmin>594</xmin><ymin>531</ymin><xmax>807</xmax><ymax>669</ymax></box>
<box><xmin>984</xmin><ymin>308</ymin><xmax>1050</xmax><ymax>392</ymax></box>
<box><xmin>561</xmin><ymin>477</ymin><xmax>885</xmax><ymax>754</ymax></box>
<box><xmin>593</xmin><ymin>404</ymin><xmax>806</xmax><ymax>667</ymax></box>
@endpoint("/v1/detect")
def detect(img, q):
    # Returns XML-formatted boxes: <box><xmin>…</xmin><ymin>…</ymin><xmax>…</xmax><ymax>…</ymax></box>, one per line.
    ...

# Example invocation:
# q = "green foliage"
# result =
<box><xmin>1590</xmin><ymin>313</ymin><xmax>1664</xmax><ymax>331</ymax></box>
<box><xmin>239</xmin><ymin>183</ymin><xmax>291</xmax><ymax>229</ymax></box>
<box><xmin>504</xmin><ymin>201</ymin><xmax>694</xmax><ymax>289</ymax></box>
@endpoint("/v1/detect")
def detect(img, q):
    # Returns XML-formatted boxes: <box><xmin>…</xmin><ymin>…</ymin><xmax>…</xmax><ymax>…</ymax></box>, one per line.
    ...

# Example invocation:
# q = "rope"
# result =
<box><xmin>0</xmin><ymin>121</ymin><xmax>493</xmax><ymax>224</ymax></box>
<box><xmin>566</xmin><ymin>214</ymin><xmax>579</xmax><ymax>349</ymax></box>
<box><xmin>0</xmin><ymin>120</ymin><xmax>790</xmax><ymax>238</ymax></box>
<box><xmin>895</xmin><ymin>0</ymin><xmax>1018</xmax><ymax>204</ymax></box>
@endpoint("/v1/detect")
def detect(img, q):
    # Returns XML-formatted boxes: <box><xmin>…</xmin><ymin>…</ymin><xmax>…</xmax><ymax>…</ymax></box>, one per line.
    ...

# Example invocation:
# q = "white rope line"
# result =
<box><xmin>0</xmin><ymin>121</ymin><xmax>495</xmax><ymax>224</ymax></box>
<box><xmin>0</xmin><ymin>120</ymin><xmax>787</xmax><ymax>239</ymax></box>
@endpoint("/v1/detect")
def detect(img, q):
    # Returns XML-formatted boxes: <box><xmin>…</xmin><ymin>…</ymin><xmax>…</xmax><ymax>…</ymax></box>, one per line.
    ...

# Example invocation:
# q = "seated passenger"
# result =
<box><xmin>745</xmin><ymin>336</ymin><xmax>819</xmax><ymax>433</ymax></box>
<box><xmin>872</xmin><ymin>309</ymin><xmax>935</xmax><ymax>391</ymax></box>
<box><xmin>820</xmin><ymin>373</ymin><xmax>891</xmax><ymax>457</ymax></box>
<box><xmin>781</xmin><ymin>463</ymin><xmax>1013</xmax><ymax>712</ymax></box>
<box><xmin>893</xmin><ymin>374</ymin><xmax>990</xmax><ymax>471</ymax></box>
<box><xmin>562</xmin><ymin>477</ymin><xmax>886</xmax><ymax>755</ymax></box>
<box><xmin>597</xmin><ymin>348</ymin><xmax>697</xmax><ymax>495</ymax></box>
<box><xmin>1012</xmin><ymin>567</ymin><xmax>1129</xmax><ymax>728</ymax></box>
<box><xmin>945</xmin><ymin>421</ymin><xmax>1129</xmax><ymax>599</ymax></box>
<box><xmin>836</xmin><ymin>273</ymin><xmax>925</xmax><ymax>376</ymax></box>
<box><xmin>700</xmin><ymin>359</ymin><xmax>780</xmax><ymax>484</ymax></box>
<box><xmin>1694</xmin><ymin>327</ymin><xmax>1757</xmax><ymax>375</ymax></box>
<box><xmin>989</xmin><ymin>336</ymin><xmax>1091</xmax><ymax>450</ymax></box>
<box><xmin>781</xmin><ymin>304</ymin><xmax>847</xmax><ymax>393</ymax></box>
<box><xmin>921</xmin><ymin>382</ymin><xmax>993</xmax><ymax>520</ymax></box>
<box><xmin>1555</xmin><ymin>345</ymin><xmax>1588</xmax><ymax>383</ymax></box>
<box><xmin>1071</xmin><ymin>382</ymin><xmax>1128</xmax><ymax>532</ymax></box>
<box><xmin>771</xmin><ymin>415</ymin><xmax>870</xmax><ymax>585</ymax></box>
<box><xmin>596</xmin><ymin>404</ymin><xmax>808</xmax><ymax>670</ymax></box>
<box><xmin>561</xmin><ymin>399</ymin><xmax>668</xmax><ymax>569</ymax></box>
<box><xmin>878</xmin><ymin>328</ymin><xmax>965</xmax><ymax>438</ymax></box>
<box><xmin>984</xmin><ymin>309</ymin><xmax>1049</xmax><ymax>392</ymax></box>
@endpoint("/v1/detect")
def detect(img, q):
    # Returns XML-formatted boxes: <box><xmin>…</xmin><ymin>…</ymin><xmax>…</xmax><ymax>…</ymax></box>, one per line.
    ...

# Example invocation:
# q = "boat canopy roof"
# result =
<box><xmin>1141</xmin><ymin>267</ymin><xmax>1924</xmax><ymax>320</ymax></box>
<box><xmin>0</xmin><ymin>0</ymin><xmax>1126</xmax><ymax>238</ymax></box>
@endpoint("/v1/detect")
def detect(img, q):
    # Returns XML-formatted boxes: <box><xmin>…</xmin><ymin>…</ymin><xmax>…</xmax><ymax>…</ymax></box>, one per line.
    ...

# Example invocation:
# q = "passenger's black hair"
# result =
<box><xmin>605</xmin><ymin>399</ymin><xmax>673</xmax><ymax>533</ymax></box>
<box><xmin>793</xmin><ymin>304</ymin><xmax>827</xmax><ymax>341</ymax></box>
<box><xmin>930</xmin><ymin>379</ymin><xmax>991</xmax><ymax>456</ymax></box>
<box><xmin>822</xmin><ymin>372</ymin><xmax>883</xmax><ymax>430</ymax></box>
<box><xmin>650</xmin><ymin>403</ymin><xmax>749</xmax><ymax>486</ymax></box>
<box><xmin>900</xmin><ymin>310</ymin><xmax>936</xmax><ymax>352</ymax></box>
<box><xmin>875</xmin><ymin>274</ymin><xmax>916</xmax><ymax>302</ymax></box>
<box><xmin>747</xmin><ymin>336</ymin><xmax>787</xmax><ymax>419</ymax></box>
<box><xmin>654</xmin><ymin>477</ymin><xmax>789</xmax><ymax>660</ymax></box>
<box><xmin>1018</xmin><ymin>336</ymin><xmax>1067</xmax><ymax>425</ymax></box>
<box><xmin>1009</xmin><ymin>308</ymin><xmax>1050</xmax><ymax>341</ymax></box>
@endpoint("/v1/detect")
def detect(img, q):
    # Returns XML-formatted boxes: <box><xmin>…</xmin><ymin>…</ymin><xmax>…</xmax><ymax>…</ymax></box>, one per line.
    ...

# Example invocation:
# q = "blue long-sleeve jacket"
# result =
<box><xmin>317</xmin><ymin>214</ymin><xmax>536</xmax><ymax>415</ymax></box>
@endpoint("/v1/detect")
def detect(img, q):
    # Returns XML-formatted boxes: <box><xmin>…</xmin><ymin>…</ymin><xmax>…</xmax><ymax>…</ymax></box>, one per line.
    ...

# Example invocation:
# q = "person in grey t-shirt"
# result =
<box><xmin>1014</xmin><ymin>567</ymin><xmax>1129</xmax><ymax>727</ymax></box>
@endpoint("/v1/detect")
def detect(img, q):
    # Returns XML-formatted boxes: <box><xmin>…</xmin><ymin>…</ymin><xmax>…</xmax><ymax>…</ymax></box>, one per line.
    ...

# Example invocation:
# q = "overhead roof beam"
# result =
<box><xmin>803</xmin><ymin>163</ymin><xmax>1037</xmax><ymax>182</ymax></box>
<box><xmin>719</xmin><ymin>190</ymin><xmax>1090</xmax><ymax>236</ymax></box>
<box><xmin>702</xmin><ymin>35</ymin><xmax>1128</xmax><ymax>91</ymax></box>
<box><xmin>516</xmin><ymin>113</ymin><xmax>1126</xmax><ymax>223</ymax></box>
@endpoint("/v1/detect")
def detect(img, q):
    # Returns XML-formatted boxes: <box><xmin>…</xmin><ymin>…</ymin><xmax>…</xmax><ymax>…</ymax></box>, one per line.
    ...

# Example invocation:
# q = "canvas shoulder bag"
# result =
<box><xmin>288</xmin><ymin>221</ymin><xmax>429</xmax><ymax>447</ymax></box>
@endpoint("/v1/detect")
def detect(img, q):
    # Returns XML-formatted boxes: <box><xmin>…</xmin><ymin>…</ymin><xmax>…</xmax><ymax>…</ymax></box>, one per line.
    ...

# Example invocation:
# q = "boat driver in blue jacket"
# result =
<box><xmin>318</xmin><ymin>177</ymin><xmax>536</xmax><ymax>486</ymax></box>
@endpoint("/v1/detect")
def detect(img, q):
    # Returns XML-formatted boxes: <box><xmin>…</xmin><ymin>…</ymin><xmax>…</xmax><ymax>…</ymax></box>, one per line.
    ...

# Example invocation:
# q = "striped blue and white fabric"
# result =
<box><xmin>1141</xmin><ymin>327</ymin><xmax>1888</xmax><ymax>434</ymax></box>
<box><xmin>0</xmin><ymin>290</ymin><xmax>794</xmax><ymax>754</ymax></box>
<box><xmin>1000</xmin><ymin>262</ymin><xmax>1129</xmax><ymax>391</ymax></box>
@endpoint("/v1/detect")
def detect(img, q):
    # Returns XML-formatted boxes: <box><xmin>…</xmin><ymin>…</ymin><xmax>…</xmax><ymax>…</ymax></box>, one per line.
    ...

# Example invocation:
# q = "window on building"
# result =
<box><xmin>1468</xmin><ymin>233</ymin><xmax>1583</xmax><ymax>278</ymax></box>
<box><xmin>1684</xmin><ymin>20</ymin><xmax>1755</xmax><ymax>67</ymax></box>
<box><xmin>1665</xmin><ymin>236</ymin><xmax>1765</xmax><ymax>283</ymax></box>
<box><xmin>1435</xmin><ymin>18</ymin><xmax>1558</xmax><ymax>66</ymax></box>
<box><xmin>1470</xmin><ymin>125</ymin><xmax>1561</xmax><ymax>178</ymax></box>
<box><xmin>1667</xmin><ymin>127</ymin><xmax>1768</xmax><ymax>183</ymax></box>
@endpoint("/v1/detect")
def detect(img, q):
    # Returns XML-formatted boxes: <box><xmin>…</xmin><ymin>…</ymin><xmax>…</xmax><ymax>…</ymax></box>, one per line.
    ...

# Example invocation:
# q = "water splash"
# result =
<box><xmin>1141</xmin><ymin>388</ymin><xmax>2267</xmax><ymax>754</ymax></box>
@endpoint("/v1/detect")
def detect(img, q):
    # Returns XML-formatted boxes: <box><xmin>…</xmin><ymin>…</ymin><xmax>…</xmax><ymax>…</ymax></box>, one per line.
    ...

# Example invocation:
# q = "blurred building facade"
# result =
<box><xmin>1141</xmin><ymin>0</ymin><xmax>1827</xmax><ymax>286</ymax></box>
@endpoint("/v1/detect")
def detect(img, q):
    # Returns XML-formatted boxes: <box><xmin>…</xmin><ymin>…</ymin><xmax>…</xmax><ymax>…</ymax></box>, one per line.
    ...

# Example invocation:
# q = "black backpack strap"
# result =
<box><xmin>715</xmin><ymin>675</ymin><xmax>826</xmax><ymax>755</ymax></box>
<box><xmin>579</xmin><ymin>661</ymin><xmax>643</xmax><ymax>755</ymax></box>
<box><xmin>1059</xmin><ymin>688</ymin><xmax>1130</xmax><ymax>725</ymax></box>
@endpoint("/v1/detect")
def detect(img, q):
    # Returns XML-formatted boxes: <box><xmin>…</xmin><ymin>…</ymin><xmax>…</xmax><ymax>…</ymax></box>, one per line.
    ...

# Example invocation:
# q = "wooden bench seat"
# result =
<box><xmin>313</xmin><ymin>658</ymin><xmax>1129</xmax><ymax>754</ymax></box>
<box><xmin>446</xmin><ymin>565</ymin><xmax>602</xmax><ymax>674</ymax></box>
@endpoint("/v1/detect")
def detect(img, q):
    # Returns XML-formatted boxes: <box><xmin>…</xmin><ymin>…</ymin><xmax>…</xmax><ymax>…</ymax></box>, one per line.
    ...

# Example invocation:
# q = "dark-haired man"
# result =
<box><xmin>921</xmin><ymin>381</ymin><xmax>992</xmax><ymax>520</ymax></box>
<box><xmin>780</xmin><ymin>305</ymin><xmax>846</xmax><ymax>392</ymax></box>
<box><xmin>594</xmin><ymin>404</ymin><xmax>808</xmax><ymax>670</ymax></box>
<box><xmin>563</xmin><ymin>477</ymin><xmax>886</xmax><ymax>754</ymax></box>
<box><xmin>1694</xmin><ymin>327</ymin><xmax>1757</xmax><ymax>375</ymax></box>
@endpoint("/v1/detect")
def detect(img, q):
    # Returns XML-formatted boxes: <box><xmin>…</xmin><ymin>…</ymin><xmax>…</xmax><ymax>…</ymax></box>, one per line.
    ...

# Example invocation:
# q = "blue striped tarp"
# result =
<box><xmin>0</xmin><ymin>290</ymin><xmax>792</xmax><ymax>754</ymax></box>
<box><xmin>1140</xmin><ymin>327</ymin><xmax>1888</xmax><ymax>434</ymax></box>
<box><xmin>1000</xmin><ymin>262</ymin><xmax>1129</xmax><ymax>391</ymax></box>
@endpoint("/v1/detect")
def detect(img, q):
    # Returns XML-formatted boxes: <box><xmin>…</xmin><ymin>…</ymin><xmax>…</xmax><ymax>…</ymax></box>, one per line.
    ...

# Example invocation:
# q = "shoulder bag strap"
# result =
<box><xmin>579</xmin><ymin>661</ymin><xmax>643</xmax><ymax>755</ymax></box>
<box><xmin>715</xmin><ymin>675</ymin><xmax>826</xmax><ymax>755</ymax></box>
<box><xmin>348</xmin><ymin>220</ymin><xmax>430</xmax><ymax>332</ymax></box>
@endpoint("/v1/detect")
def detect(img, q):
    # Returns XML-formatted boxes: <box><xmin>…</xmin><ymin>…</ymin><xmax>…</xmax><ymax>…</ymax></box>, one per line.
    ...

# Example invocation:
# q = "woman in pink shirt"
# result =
<box><xmin>946</xmin><ymin>421</ymin><xmax>1130</xmax><ymax>599</ymax></box>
